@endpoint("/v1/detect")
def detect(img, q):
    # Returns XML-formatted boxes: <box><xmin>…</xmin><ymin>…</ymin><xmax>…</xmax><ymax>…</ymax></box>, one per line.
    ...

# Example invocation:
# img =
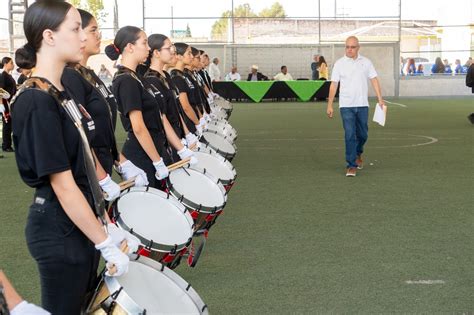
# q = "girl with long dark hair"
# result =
<box><xmin>62</xmin><ymin>9</ymin><xmax>149</xmax><ymax>198</ymax></box>
<box><xmin>105</xmin><ymin>26</ymin><xmax>171</xmax><ymax>188</ymax></box>
<box><xmin>12</xmin><ymin>2</ymin><xmax>129</xmax><ymax>313</ymax></box>
<box><xmin>144</xmin><ymin>34</ymin><xmax>199</xmax><ymax>150</ymax></box>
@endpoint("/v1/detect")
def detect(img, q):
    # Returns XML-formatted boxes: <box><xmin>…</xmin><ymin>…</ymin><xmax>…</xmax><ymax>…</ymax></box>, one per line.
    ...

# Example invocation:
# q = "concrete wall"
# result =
<box><xmin>399</xmin><ymin>76</ymin><xmax>472</xmax><ymax>97</ymax></box>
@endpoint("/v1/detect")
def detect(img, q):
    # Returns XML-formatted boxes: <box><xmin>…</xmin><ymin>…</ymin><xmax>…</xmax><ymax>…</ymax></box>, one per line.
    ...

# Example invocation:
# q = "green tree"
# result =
<box><xmin>70</xmin><ymin>0</ymin><xmax>107</xmax><ymax>24</ymax></box>
<box><xmin>258</xmin><ymin>2</ymin><xmax>286</xmax><ymax>18</ymax></box>
<box><xmin>211</xmin><ymin>3</ymin><xmax>257</xmax><ymax>39</ymax></box>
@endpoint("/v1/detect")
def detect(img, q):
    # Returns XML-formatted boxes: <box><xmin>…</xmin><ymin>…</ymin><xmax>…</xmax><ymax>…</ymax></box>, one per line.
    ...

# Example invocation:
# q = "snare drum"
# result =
<box><xmin>207</xmin><ymin>120</ymin><xmax>237</xmax><ymax>139</ymax></box>
<box><xmin>86</xmin><ymin>254</ymin><xmax>209</xmax><ymax>314</ymax></box>
<box><xmin>166</xmin><ymin>165</ymin><xmax>227</xmax><ymax>233</ymax></box>
<box><xmin>214</xmin><ymin>98</ymin><xmax>233</xmax><ymax>117</ymax></box>
<box><xmin>111</xmin><ymin>187</ymin><xmax>194</xmax><ymax>268</ymax></box>
<box><xmin>194</xmin><ymin>146</ymin><xmax>237</xmax><ymax>191</ymax></box>
<box><xmin>201</xmin><ymin>130</ymin><xmax>237</xmax><ymax>161</ymax></box>
<box><xmin>205</xmin><ymin>123</ymin><xmax>237</xmax><ymax>143</ymax></box>
<box><xmin>210</xmin><ymin>106</ymin><xmax>228</xmax><ymax>120</ymax></box>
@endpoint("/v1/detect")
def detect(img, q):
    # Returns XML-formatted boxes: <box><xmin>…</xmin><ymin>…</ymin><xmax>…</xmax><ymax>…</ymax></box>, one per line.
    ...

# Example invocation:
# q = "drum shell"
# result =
<box><xmin>165</xmin><ymin>165</ymin><xmax>227</xmax><ymax>232</ymax></box>
<box><xmin>194</xmin><ymin>146</ymin><xmax>237</xmax><ymax>191</ymax></box>
<box><xmin>86</xmin><ymin>254</ymin><xmax>209</xmax><ymax>314</ymax></box>
<box><xmin>200</xmin><ymin>131</ymin><xmax>237</xmax><ymax>161</ymax></box>
<box><xmin>110</xmin><ymin>187</ymin><xmax>194</xmax><ymax>267</ymax></box>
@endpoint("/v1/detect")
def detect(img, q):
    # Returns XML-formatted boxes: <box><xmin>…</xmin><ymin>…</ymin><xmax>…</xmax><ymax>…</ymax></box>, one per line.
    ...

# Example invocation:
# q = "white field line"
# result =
<box><xmin>405</xmin><ymin>280</ymin><xmax>445</xmax><ymax>285</ymax></box>
<box><xmin>384</xmin><ymin>100</ymin><xmax>408</xmax><ymax>108</ymax></box>
<box><xmin>239</xmin><ymin>134</ymin><xmax>440</xmax><ymax>149</ymax></box>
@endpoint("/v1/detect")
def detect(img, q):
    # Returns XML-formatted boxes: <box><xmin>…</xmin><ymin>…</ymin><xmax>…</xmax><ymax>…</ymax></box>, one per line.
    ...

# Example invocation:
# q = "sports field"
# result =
<box><xmin>0</xmin><ymin>97</ymin><xmax>473</xmax><ymax>313</ymax></box>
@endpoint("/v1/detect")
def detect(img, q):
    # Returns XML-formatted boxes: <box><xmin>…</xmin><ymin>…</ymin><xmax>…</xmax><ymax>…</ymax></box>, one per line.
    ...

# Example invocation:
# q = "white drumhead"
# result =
<box><xmin>117</xmin><ymin>189</ymin><xmax>193</xmax><ymax>245</ymax></box>
<box><xmin>202</xmin><ymin>132</ymin><xmax>236</xmax><ymax>154</ymax></box>
<box><xmin>117</xmin><ymin>261</ymin><xmax>202</xmax><ymax>314</ymax></box>
<box><xmin>194</xmin><ymin>151</ymin><xmax>235</xmax><ymax>182</ymax></box>
<box><xmin>169</xmin><ymin>168</ymin><xmax>225</xmax><ymax>207</ymax></box>
<box><xmin>205</xmin><ymin>125</ymin><xmax>236</xmax><ymax>140</ymax></box>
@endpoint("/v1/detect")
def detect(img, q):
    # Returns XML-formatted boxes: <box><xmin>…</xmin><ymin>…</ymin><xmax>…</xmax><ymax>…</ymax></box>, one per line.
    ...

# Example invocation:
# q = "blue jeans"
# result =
<box><xmin>340</xmin><ymin>107</ymin><xmax>369</xmax><ymax>168</ymax></box>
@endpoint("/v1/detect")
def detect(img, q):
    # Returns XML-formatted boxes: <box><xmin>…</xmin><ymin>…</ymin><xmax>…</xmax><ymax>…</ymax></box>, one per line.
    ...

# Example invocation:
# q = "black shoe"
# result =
<box><xmin>3</xmin><ymin>148</ymin><xmax>14</xmax><ymax>152</ymax></box>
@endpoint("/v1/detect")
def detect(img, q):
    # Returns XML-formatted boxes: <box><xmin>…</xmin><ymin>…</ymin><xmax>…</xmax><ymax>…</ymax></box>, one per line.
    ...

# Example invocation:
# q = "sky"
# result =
<box><xmin>1</xmin><ymin>0</ymin><xmax>473</xmax><ymax>40</ymax></box>
<box><xmin>112</xmin><ymin>0</ymin><xmax>473</xmax><ymax>38</ymax></box>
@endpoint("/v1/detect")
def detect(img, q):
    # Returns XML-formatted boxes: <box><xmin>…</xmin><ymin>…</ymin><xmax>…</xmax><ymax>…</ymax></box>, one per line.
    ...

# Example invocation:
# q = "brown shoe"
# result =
<box><xmin>346</xmin><ymin>167</ymin><xmax>357</xmax><ymax>177</ymax></box>
<box><xmin>356</xmin><ymin>155</ymin><xmax>363</xmax><ymax>170</ymax></box>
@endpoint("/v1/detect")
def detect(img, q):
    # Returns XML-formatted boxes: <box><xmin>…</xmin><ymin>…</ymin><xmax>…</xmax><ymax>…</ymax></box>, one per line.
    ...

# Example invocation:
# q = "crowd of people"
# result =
<box><xmin>205</xmin><ymin>54</ymin><xmax>329</xmax><ymax>82</ymax></box>
<box><xmin>401</xmin><ymin>56</ymin><xmax>472</xmax><ymax>76</ymax></box>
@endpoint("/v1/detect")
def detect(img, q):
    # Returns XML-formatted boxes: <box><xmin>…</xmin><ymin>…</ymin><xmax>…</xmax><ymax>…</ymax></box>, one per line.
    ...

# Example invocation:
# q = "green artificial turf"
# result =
<box><xmin>0</xmin><ymin>97</ymin><xmax>473</xmax><ymax>313</ymax></box>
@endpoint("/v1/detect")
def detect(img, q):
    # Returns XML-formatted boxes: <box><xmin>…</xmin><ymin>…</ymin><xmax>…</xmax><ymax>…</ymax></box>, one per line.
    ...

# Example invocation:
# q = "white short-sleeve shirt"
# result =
<box><xmin>331</xmin><ymin>54</ymin><xmax>378</xmax><ymax>108</ymax></box>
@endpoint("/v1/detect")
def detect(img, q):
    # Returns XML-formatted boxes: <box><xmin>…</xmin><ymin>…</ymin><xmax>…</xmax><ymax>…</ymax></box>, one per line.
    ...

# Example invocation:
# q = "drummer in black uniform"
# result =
<box><xmin>170</xmin><ymin>43</ymin><xmax>202</xmax><ymax>137</ymax></box>
<box><xmin>62</xmin><ymin>9</ymin><xmax>149</xmax><ymax>198</ymax></box>
<box><xmin>11</xmin><ymin>2</ymin><xmax>129</xmax><ymax>314</ymax></box>
<box><xmin>105</xmin><ymin>26</ymin><xmax>171</xmax><ymax>188</ymax></box>
<box><xmin>144</xmin><ymin>34</ymin><xmax>200</xmax><ymax>158</ymax></box>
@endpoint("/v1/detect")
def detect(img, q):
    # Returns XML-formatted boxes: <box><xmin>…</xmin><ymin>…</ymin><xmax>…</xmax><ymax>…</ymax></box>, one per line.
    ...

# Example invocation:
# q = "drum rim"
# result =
<box><xmin>101</xmin><ymin>254</ymin><xmax>209</xmax><ymax>314</ymax></box>
<box><xmin>204</xmin><ymin>125</ymin><xmax>238</xmax><ymax>141</ymax></box>
<box><xmin>113</xmin><ymin>187</ymin><xmax>194</xmax><ymax>252</ymax></box>
<box><xmin>201</xmin><ymin>131</ymin><xmax>237</xmax><ymax>155</ymax></box>
<box><xmin>200</xmin><ymin>142</ymin><xmax>236</xmax><ymax>161</ymax></box>
<box><xmin>208</xmin><ymin>122</ymin><xmax>237</xmax><ymax>137</ymax></box>
<box><xmin>214</xmin><ymin>98</ymin><xmax>233</xmax><ymax>110</ymax></box>
<box><xmin>194</xmin><ymin>147</ymin><xmax>237</xmax><ymax>185</ymax></box>
<box><xmin>167</xmin><ymin>164</ymin><xmax>227</xmax><ymax>213</ymax></box>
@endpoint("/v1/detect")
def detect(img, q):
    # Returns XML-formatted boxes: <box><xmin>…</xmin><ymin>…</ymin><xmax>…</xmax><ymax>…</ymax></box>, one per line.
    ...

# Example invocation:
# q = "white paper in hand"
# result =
<box><xmin>373</xmin><ymin>103</ymin><xmax>387</xmax><ymax>126</ymax></box>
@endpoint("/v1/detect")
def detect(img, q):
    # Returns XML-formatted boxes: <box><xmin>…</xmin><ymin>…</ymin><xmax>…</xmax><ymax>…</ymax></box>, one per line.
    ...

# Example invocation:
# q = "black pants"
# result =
<box><xmin>122</xmin><ymin>131</ymin><xmax>171</xmax><ymax>189</ymax></box>
<box><xmin>26</xmin><ymin>185</ymin><xmax>99</xmax><ymax>315</ymax></box>
<box><xmin>1</xmin><ymin>115</ymin><xmax>12</xmax><ymax>150</ymax></box>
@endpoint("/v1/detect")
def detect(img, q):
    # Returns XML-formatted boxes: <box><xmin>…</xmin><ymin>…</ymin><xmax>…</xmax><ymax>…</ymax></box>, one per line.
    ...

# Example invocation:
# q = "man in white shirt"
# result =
<box><xmin>273</xmin><ymin>66</ymin><xmax>293</xmax><ymax>81</ymax></box>
<box><xmin>326</xmin><ymin>36</ymin><xmax>385</xmax><ymax>177</ymax></box>
<box><xmin>225</xmin><ymin>66</ymin><xmax>241</xmax><ymax>81</ymax></box>
<box><xmin>208</xmin><ymin>57</ymin><xmax>221</xmax><ymax>82</ymax></box>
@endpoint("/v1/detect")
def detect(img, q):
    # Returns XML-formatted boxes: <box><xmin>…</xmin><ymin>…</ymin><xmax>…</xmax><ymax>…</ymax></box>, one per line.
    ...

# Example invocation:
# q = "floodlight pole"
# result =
<box><xmin>142</xmin><ymin>0</ymin><xmax>145</xmax><ymax>30</ymax></box>
<box><xmin>318</xmin><ymin>0</ymin><xmax>321</xmax><ymax>44</ymax></box>
<box><xmin>231</xmin><ymin>0</ymin><xmax>235</xmax><ymax>43</ymax></box>
<box><xmin>395</xmin><ymin>0</ymin><xmax>402</xmax><ymax>98</ymax></box>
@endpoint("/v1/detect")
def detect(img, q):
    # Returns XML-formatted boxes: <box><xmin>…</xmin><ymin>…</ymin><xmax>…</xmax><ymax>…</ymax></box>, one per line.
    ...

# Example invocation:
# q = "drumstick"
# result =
<box><xmin>168</xmin><ymin>160</ymin><xmax>191</xmax><ymax>172</ymax></box>
<box><xmin>107</xmin><ymin>240</ymin><xmax>128</xmax><ymax>276</ymax></box>
<box><xmin>167</xmin><ymin>157</ymin><xmax>191</xmax><ymax>170</ymax></box>
<box><xmin>119</xmin><ymin>178</ymin><xmax>136</xmax><ymax>190</ymax></box>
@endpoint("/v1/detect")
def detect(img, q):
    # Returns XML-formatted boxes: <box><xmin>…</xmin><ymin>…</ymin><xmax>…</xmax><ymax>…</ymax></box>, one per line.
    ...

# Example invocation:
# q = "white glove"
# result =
<box><xmin>153</xmin><ymin>158</ymin><xmax>169</xmax><ymax>180</ymax></box>
<box><xmin>177</xmin><ymin>147</ymin><xmax>198</xmax><ymax>165</ymax></box>
<box><xmin>195</xmin><ymin>124</ymin><xmax>203</xmax><ymax>137</ymax></box>
<box><xmin>96</xmin><ymin>236</ymin><xmax>129</xmax><ymax>277</ymax></box>
<box><xmin>107</xmin><ymin>223</ymin><xmax>140</xmax><ymax>254</ymax></box>
<box><xmin>118</xmin><ymin>160</ymin><xmax>149</xmax><ymax>187</ymax></box>
<box><xmin>11</xmin><ymin>301</ymin><xmax>51</xmax><ymax>315</ymax></box>
<box><xmin>199</xmin><ymin>117</ymin><xmax>207</xmax><ymax>129</ymax></box>
<box><xmin>185</xmin><ymin>133</ymin><xmax>198</xmax><ymax>147</ymax></box>
<box><xmin>207</xmin><ymin>93</ymin><xmax>214</xmax><ymax>104</ymax></box>
<box><xmin>99</xmin><ymin>174</ymin><xmax>121</xmax><ymax>201</ymax></box>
